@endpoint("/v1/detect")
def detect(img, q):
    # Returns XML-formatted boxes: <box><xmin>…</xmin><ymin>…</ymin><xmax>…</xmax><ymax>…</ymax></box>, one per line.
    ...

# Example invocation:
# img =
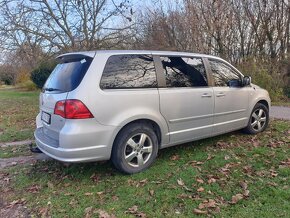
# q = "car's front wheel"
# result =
<box><xmin>244</xmin><ymin>103</ymin><xmax>269</xmax><ymax>134</ymax></box>
<box><xmin>111</xmin><ymin>122</ymin><xmax>158</xmax><ymax>174</ymax></box>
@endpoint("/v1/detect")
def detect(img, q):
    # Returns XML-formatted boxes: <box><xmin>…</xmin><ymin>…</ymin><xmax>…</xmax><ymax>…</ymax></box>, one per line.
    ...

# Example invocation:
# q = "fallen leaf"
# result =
<box><xmin>193</xmin><ymin>208</ymin><xmax>208</xmax><ymax>215</ymax></box>
<box><xmin>177</xmin><ymin>193</ymin><xmax>189</xmax><ymax>199</ymax></box>
<box><xmin>151</xmin><ymin>180</ymin><xmax>162</xmax><ymax>184</ymax></box>
<box><xmin>207</xmin><ymin>190</ymin><xmax>213</xmax><ymax>195</ymax></box>
<box><xmin>112</xmin><ymin>195</ymin><xmax>119</xmax><ymax>201</ymax></box>
<box><xmin>197</xmin><ymin>187</ymin><xmax>204</xmax><ymax>192</ymax></box>
<box><xmin>149</xmin><ymin>190</ymin><xmax>154</xmax><ymax>196</ymax></box>
<box><xmin>183</xmin><ymin>185</ymin><xmax>193</xmax><ymax>192</ymax></box>
<box><xmin>196</xmin><ymin>178</ymin><xmax>204</xmax><ymax>184</ymax></box>
<box><xmin>177</xmin><ymin>178</ymin><xmax>184</xmax><ymax>186</ymax></box>
<box><xmin>39</xmin><ymin>207</ymin><xmax>49</xmax><ymax>217</ymax></box>
<box><xmin>3</xmin><ymin>177</ymin><xmax>11</xmax><ymax>184</ymax></box>
<box><xmin>170</xmin><ymin>154</ymin><xmax>180</xmax><ymax>161</ymax></box>
<box><xmin>239</xmin><ymin>181</ymin><xmax>248</xmax><ymax>190</ymax></box>
<box><xmin>139</xmin><ymin>179</ymin><xmax>148</xmax><ymax>186</ymax></box>
<box><xmin>97</xmin><ymin>209</ymin><xmax>116</xmax><ymax>218</ymax></box>
<box><xmin>213</xmin><ymin>206</ymin><xmax>221</xmax><ymax>213</ymax></box>
<box><xmin>219</xmin><ymin>166</ymin><xmax>230</xmax><ymax>175</ymax></box>
<box><xmin>64</xmin><ymin>192</ymin><xmax>73</xmax><ymax>196</ymax></box>
<box><xmin>190</xmin><ymin>160</ymin><xmax>204</xmax><ymax>166</ymax></box>
<box><xmin>198</xmin><ymin>199</ymin><xmax>216</xmax><ymax>209</ymax></box>
<box><xmin>243</xmin><ymin>189</ymin><xmax>250</xmax><ymax>197</ymax></box>
<box><xmin>270</xmin><ymin>170</ymin><xmax>278</xmax><ymax>177</ymax></box>
<box><xmin>84</xmin><ymin>192</ymin><xmax>93</xmax><ymax>196</ymax></box>
<box><xmin>208</xmin><ymin>178</ymin><xmax>216</xmax><ymax>184</ymax></box>
<box><xmin>8</xmin><ymin>198</ymin><xmax>26</xmax><ymax>207</ymax></box>
<box><xmin>206</xmin><ymin>154</ymin><xmax>214</xmax><ymax>160</ymax></box>
<box><xmin>84</xmin><ymin>206</ymin><xmax>93</xmax><ymax>218</ymax></box>
<box><xmin>128</xmin><ymin>205</ymin><xmax>138</xmax><ymax>213</ymax></box>
<box><xmin>175</xmin><ymin>209</ymin><xmax>181</xmax><ymax>214</ymax></box>
<box><xmin>279</xmin><ymin>159</ymin><xmax>290</xmax><ymax>168</ymax></box>
<box><xmin>231</xmin><ymin>193</ymin><xmax>243</xmax><ymax>204</ymax></box>
<box><xmin>69</xmin><ymin>198</ymin><xmax>78</xmax><ymax>206</ymax></box>
<box><xmin>224</xmin><ymin>155</ymin><xmax>230</xmax><ymax>160</ymax></box>
<box><xmin>267</xmin><ymin>182</ymin><xmax>278</xmax><ymax>187</ymax></box>
<box><xmin>126</xmin><ymin>205</ymin><xmax>146</xmax><ymax>217</ymax></box>
<box><xmin>26</xmin><ymin>184</ymin><xmax>41</xmax><ymax>193</ymax></box>
<box><xmin>243</xmin><ymin>165</ymin><xmax>253</xmax><ymax>174</ymax></box>
<box><xmin>90</xmin><ymin>174</ymin><xmax>100</xmax><ymax>183</ymax></box>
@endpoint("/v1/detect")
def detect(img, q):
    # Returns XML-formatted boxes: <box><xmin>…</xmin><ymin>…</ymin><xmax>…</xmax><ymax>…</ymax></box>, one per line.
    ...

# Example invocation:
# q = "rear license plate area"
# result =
<box><xmin>41</xmin><ymin>111</ymin><xmax>51</xmax><ymax>124</ymax></box>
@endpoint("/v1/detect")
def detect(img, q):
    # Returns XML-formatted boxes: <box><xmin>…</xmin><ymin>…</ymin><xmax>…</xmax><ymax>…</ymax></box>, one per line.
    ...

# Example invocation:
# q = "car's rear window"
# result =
<box><xmin>43</xmin><ymin>57</ymin><xmax>92</xmax><ymax>93</ymax></box>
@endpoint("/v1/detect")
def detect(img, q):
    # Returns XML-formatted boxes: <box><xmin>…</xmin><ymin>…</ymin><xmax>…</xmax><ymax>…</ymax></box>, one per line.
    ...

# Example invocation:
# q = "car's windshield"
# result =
<box><xmin>43</xmin><ymin>57</ymin><xmax>92</xmax><ymax>93</ymax></box>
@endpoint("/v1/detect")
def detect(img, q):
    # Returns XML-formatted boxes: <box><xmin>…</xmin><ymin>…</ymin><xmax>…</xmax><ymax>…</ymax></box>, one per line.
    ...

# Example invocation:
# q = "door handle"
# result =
<box><xmin>216</xmin><ymin>93</ymin><xmax>225</xmax><ymax>97</ymax></box>
<box><xmin>201</xmin><ymin>93</ymin><xmax>212</xmax><ymax>98</ymax></box>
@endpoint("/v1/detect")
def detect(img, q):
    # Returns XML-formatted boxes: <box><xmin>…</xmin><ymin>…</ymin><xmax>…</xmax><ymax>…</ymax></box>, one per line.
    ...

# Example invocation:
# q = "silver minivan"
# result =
<box><xmin>34</xmin><ymin>50</ymin><xmax>271</xmax><ymax>174</ymax></box>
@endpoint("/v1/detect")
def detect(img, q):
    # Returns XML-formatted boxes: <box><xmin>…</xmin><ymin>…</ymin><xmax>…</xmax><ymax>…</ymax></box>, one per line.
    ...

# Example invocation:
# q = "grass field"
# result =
<box><xmin>0</xmin><ymin>89</ymin><xmax>289</xmax><ymax>217</ymax></box>
<box><xmin>0</xmin><ymin>89</ymin><xmax>39</xmax><ymax>143</ymax></box>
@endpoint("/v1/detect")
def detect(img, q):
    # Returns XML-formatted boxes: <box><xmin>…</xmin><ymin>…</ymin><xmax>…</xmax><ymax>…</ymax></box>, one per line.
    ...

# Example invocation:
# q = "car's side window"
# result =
<box><xmin>209</xmin><ymin>59</ymin><xmax>242</xmax><ymax>87</ymax></box>
<box><xmin>100</xmin><ymin>55</ymin><xmax>157</xmax><ymax>89</ymax></box>
<box><xmin>160</xmin><ymin>56</ymin><xmax>208</xmax><ymax>87</ymax></box>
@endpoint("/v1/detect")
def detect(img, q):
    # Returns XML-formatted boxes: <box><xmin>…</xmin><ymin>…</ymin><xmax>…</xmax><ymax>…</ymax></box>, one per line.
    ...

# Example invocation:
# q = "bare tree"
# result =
<box><xmin>0</xmin><ymin>0</ymin><xmax>133</xmax><ymax>53</ymax></box>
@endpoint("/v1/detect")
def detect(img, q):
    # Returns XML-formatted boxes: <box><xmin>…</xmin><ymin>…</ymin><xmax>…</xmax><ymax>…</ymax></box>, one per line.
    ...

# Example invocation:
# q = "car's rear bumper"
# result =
<box><xmin>34</xmin><ymin>121</ymin><xmax>119</xmax><ymax>162</ymax></box>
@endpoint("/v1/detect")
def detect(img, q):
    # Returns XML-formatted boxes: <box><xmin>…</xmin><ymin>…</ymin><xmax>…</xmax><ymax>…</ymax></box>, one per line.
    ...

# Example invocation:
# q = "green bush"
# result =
<box><xmin>30</xmin><ymin>61</ymin><xmax>56</xmax><ymax>88</ymax></box>
<box><xmin>0</xmin><ymin>72</ymin><xmax>15</xmax><ymax>85</ymax></box>
<box><xmin>17</xmin><ymin>80</ymin><xmax>38</xmax><ymax>91</ymax></box>
<box><xmin>237</xmin><ymin>58</ymin><xmax>287</xmax><ymax>102</ymax></box>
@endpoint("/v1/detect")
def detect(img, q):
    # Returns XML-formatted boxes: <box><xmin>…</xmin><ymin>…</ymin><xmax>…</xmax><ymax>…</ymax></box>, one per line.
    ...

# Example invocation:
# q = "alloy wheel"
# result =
<box><xmin>251</xmin><ymin>108</ymin><xmax>267</xmax><ymax>131</ymax></box>
<box><xmin>124</xmin><ymin>133</ymin><xmax>153</xmax><ymax>167</ymax></box>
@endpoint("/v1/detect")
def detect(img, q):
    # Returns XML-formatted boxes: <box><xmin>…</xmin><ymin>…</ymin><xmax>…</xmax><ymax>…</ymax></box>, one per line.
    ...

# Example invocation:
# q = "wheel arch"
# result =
<box><xmin>257</xmin><ymin>99</ymin><xmax>269</xmax><ymax>109</ymax></box>
<box><xmin>248</xmin><ymin>95</ymin><xmax>271</xmax><ymax>117</ymax></box>
<box><xmin>110</xmin><ymin>117</ymin><xmax>166</xmax><ymax>159</ymax></box>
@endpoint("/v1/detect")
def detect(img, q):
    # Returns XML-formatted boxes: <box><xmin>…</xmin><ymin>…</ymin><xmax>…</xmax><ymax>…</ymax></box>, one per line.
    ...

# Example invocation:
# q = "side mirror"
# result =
<box><xmin>243</xmin><ymin>76</ymin><xmax>251</xmax><ymax>86</ymax></box>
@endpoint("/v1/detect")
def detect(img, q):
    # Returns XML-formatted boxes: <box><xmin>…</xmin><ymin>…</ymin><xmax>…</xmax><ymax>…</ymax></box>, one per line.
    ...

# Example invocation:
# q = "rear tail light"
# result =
<box><xmin>54</xmin><ymin>99</ymin><xmax>94</xmax><ymax>119</ymax></box>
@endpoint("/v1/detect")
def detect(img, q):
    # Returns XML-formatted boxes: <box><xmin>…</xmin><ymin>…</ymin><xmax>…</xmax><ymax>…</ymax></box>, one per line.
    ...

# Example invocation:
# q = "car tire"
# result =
<box><xmin>111</xmin><ymin>122</ymin><xmax>158</xmax><ymax>174</ymax></box>
<box><xmin>244</xmin><ymin>103</ymin><xmax>269</xmax><ymax>134</ymax></box>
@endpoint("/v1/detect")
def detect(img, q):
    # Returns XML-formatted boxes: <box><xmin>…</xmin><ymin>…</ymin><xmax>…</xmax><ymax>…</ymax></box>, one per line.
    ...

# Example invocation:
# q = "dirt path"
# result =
<box><xmin>0</xmin><ymin>154</ymin><xmax>50</xmax><ymax>170</ymax></box>
<box><xmin>270</xmin><ymin>106</ymin><xmax>290</xmax><ymax>120</ymax></box>
<box><xmin>0</xmin><ymin>140</ymin><xmax>34</xmax><ymax>148</ymax></box>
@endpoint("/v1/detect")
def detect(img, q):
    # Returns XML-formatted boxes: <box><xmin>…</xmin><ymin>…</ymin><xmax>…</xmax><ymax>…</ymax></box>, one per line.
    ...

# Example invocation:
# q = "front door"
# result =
<box><xmin>208</xmin><ymin>58</ymin><xmax>249</xmax><ymax>135</ymax></box>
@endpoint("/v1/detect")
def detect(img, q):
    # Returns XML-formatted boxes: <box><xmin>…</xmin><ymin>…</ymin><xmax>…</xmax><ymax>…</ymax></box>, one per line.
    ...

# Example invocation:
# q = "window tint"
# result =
<box><xmin>160</xmin><ymin>56</ymin><xmax>208</xmax><ymax>87</ymax></box>
<box><xmin>209</xmin><ymin>59</ymin><xmax>241</xmax><ymax>87</ymax></box>
<box><xmin>100</xmin><ymin>55</ymin><xmax>157</xmax><ymax>89</ymax></box>
<box><xmin>43</xmin><ymin>57</ymin><xmax>92</xmax><ymax>93</ymax></box>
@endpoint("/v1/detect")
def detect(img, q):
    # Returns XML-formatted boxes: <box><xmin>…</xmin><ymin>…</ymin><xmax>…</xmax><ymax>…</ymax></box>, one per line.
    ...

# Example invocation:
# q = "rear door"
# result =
<box><xmin>40</xmin><ymin>55</ymin><xmax>93</xmax><ymax>142</ymax></box>
<box><xmin>207</xmin><ymin>58</ymin><xmax>249</xmax><ymax>135</ymax></box>
<box><xmin>157</xmin><ymin>56</ymin><xmax>214</xmax><ymax>144</ymax></box>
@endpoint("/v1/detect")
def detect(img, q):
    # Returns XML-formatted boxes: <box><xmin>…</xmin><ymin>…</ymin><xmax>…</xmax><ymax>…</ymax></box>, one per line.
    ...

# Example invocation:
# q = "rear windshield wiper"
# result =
<box><xmin>43</xmin><ymin>87</ymin><xmax>62</xmax><ymax>92</ymax></box>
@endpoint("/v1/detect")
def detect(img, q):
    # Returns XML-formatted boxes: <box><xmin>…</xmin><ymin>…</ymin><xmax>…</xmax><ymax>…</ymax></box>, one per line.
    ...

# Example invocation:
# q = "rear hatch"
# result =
<box><xmin>39</xmin><ymin>53</ymin><xmax>94</xmax><ymax>143</ymax></box>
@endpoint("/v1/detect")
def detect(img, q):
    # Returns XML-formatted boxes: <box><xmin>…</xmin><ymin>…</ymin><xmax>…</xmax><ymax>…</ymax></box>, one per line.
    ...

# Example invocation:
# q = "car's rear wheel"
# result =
<box><xmin>111</xmin><ymin>122</ymin><xmax>158</xmax><ymax>174</ymax></box>
<box><xmin>244</xmin><ymin>103</ymin><xmax>269</xmax><ymax>134</ymax></box>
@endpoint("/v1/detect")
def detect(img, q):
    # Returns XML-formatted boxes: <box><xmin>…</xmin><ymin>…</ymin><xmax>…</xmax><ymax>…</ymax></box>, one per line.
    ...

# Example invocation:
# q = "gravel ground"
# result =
<box><xmin>270</xmin><ymin>106</ymin><xmax>290</xmax><ymax>120</ymax></box>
